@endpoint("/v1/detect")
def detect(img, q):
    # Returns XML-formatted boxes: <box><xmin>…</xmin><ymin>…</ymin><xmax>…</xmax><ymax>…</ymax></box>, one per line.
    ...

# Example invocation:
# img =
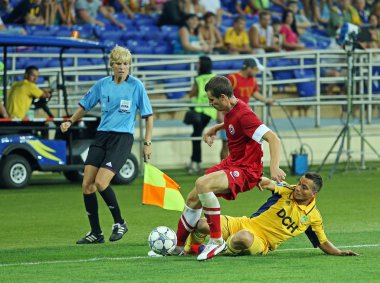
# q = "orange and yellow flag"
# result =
<box><xmin>142</xmin><ymin>163</ymin><xmax>185</xmax><ymax>212</ymax></box>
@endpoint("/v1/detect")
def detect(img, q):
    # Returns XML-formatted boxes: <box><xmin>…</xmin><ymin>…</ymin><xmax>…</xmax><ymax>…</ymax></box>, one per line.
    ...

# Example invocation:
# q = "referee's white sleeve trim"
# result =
<box><xmin>252</xmin><ymin>124</ymin><xmax>271</xmax><ymax>144</ymax></box>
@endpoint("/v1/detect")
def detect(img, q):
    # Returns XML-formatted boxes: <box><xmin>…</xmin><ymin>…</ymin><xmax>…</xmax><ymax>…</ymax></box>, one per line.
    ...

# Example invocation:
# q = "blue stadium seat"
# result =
<box><xmin>72</xmin><ymin>24</ymin><xmax>94</xmax><ymax>39</ymax></box>
<box><xmin>165</xmin><ymin>78</ymin><xmax>189</xmax><ymax>99</ymax></box>
<box><xmin>133</xmin><ymin>45</ymin><xmax>154</xmax><ymax>54</ymax></box>
<box><xmin>294</xmin><ymin>69</ymin><xmax>316</xmax><ymax>97</ymax></box>
<box><xmin>154</xmin><ymin>44</ymin><xmax>172</xmax><ymax>54</ymax></box>
<box><xmin>213</xmin><ymin>61</ymin><xmax>233</xmax><ymax>70</ymax></box>
<box><xmin>160</xmin><ymin>25</ymin><xmax>179</xmax><ymax>34</ymax></box>
<box><xmin>372</xmin><ymin>67</ymin><xmax>380</xmax><ymax>94</ymax></box>
<box><xmin>166</xmin><ymin>63</ymin><xmax>190</xmax><ymax>71</ymax></box>
<box><xmin>139</xmin><ymin>59</ymin><xmax>166</xmax><ymax>71</ymax></box>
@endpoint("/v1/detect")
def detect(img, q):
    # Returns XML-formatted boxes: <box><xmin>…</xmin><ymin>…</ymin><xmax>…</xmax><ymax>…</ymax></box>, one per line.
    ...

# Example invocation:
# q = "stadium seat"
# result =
<box><xmin>371</xmin><ymin>67</ymin><xmax>380</xmax><ymax>94</ymax></box>
<box><xmin>138</xmin><ymin>59</ymin><xmax>166</xmax><ymax>71</ymax></box>
<box><xmin>133</xmin><ymin>45</ymin><xmax>154</xmax><ymax>54</ymax></box>
<box><xmin>213</xmin><ymin>61</ymin><xmax>233</xmax><ymax>70</ymax></box>
<box><xmin>164</xmin><ymin>78</ymin><xmax>190</xmax><ymax>99</ymax></box>
<box><xmin>294</xmin><ymin>69</ymin><xmax>316</xmax><ymax>97</ymax></box>
<box><xmin>74</xmin><ymin>24</ymin><xmax>95</xmax><ymax>38</ymax></box>
<box><xmin>154</xmin><ymin>44</ymin><xmax>172</xmax><ymax>55</ymax></box>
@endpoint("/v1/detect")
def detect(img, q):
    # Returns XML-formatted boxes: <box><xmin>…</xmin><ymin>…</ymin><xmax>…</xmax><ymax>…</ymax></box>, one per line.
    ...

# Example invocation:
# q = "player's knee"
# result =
<box><xmin>82</xmin><ymin>181</ymin><xmax>96</xmax><ymax>194</ymax></box>
<box><xmin>232</xmin><ymin>230</ymin><xmax>254</xmax><ymax>249</ymax></box>
<box><xmin>196</xmin><ymin>218</ymin><xmax>209</xmax><ymax>234</ymax></box>
<box><xmin>194</xmin><ymin>175</ymin><xmax>212</xmax><ymax>193</ymax></box>
<box><xmin>94</xmin><ymin>179</ymin><xmax>108</xmax><ymax>191</ymax></box>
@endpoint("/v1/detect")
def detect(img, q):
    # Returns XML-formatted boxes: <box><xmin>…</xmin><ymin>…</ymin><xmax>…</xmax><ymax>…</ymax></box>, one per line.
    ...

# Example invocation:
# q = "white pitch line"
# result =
<box><xmin>0</xmin><ymin>244</ymin><xmax>379</xmax><ymax>268</ymax></box>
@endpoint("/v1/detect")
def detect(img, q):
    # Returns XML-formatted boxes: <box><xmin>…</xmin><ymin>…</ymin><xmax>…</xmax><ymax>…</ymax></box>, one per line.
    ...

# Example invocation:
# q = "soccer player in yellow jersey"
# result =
<box><xmin>186</xmin><ymin>172</ymin><xmax>359</xmax><ymax>257</ymax></box>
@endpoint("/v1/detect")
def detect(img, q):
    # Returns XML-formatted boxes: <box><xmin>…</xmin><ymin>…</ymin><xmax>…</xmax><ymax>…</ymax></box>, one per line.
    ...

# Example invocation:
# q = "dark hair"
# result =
<box><xmin>203</xmin><ymin>11</ymin><xmax>216</xmax><ymax>21</ymax></box>
<box><xmin>25</xmin><ymin>65</ymin><xmax>38</xmax><ymax>75</ymax></box>
<box><xmin>234</xmin><ymin>16</ymin><xmax>246</xmax><ymax>24</ymax></box>
<box><xmin>282</xmin><ymin>9</ymin><xmax>298</xmax><ymax>35</ymax></box>
<box><xmin>198</xmin><ymin>56</ymin><xmax>212</xmax><ymax>75</ymax></box>
<box><xmin>205</xmin><ymin>76</ymin><xmax>233</xmax><ymax>98</ymax></box>
<box><xmin>259</xmin><ymin>11</ymin><xmax>270</xmax><ymax>19</ymax></box>
<box><xmin>304</xmin><ymin>172</ymin><xmax>323</xmax><ymax>193</ymax></box>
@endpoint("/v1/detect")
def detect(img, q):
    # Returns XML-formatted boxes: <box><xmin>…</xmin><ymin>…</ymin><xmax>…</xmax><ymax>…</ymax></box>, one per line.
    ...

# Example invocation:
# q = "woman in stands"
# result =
<box><xmin>199</xmin><ymin>11</ymin><xmax>226</xmax><ymax>54</ymax></box>
<box><xmin>174</xmin><ymin>13</ymin><xmax>210</xmax><ymax>54</ymax></box>
<box><xmin>279</xmin><ymin>9</ymin><xmax>307</xmax><ymax>51</ymax></box>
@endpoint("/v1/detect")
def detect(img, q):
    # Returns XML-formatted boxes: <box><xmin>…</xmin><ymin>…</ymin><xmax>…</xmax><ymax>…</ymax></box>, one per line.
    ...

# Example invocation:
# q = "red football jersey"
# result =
<box><xmin>227</xmin><ymin>72</ymin><xmax>259</xmax><ymax>104</ymax></box>
<box><xmin>222</xmin><ymin>100</ymin><xmax>270</xmax><ymax>169</ymax></box>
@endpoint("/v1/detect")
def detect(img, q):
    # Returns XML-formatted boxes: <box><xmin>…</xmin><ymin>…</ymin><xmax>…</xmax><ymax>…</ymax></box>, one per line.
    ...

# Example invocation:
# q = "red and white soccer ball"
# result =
<box><xmin>148</xmin><ymin>226</ymin><xmax>177</xmax><ymax>255</ymax></box>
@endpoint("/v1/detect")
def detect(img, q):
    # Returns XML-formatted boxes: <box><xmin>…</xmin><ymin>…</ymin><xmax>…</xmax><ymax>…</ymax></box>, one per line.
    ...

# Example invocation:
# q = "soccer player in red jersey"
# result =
<box><xmin>172</xmin><ymin>76</ymin><xmax>286</xmax><ymax>261</ymax></box>
<box><xmin>219</xmin><ymin>58</ymin><xmax>275</xmax><ymax>159</ymax></box>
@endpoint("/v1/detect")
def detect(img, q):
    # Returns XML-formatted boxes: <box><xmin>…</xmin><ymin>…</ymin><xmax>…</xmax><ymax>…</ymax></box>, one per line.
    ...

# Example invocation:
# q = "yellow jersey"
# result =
<box><xmin>7</xmin><ymin>80</ymin><xmax>44</xmax><ymax>118</ymax></box>
<box><xmin>224</xmin><ymin>27</ymin><xmax>249</xmax><ymax>48</ymax></box>
<box><xmin>247</xmin><ymin>183</ymin><xmax>328</xmax><ymax>251</ymax></box>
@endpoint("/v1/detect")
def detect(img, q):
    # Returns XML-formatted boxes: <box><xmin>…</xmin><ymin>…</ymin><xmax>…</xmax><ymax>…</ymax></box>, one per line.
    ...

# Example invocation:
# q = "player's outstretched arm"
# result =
<box><xmin>319</xmin><ymin>241</ymin><xmax>360</xmax><ymax>256</ymax></box>
<box><xmin>262</xmin><ymin>131</ymin><xmax>286</xmax><ymax>182</ymax></box>
<box><xmin>257</xmin><ymin>177</ymin><xmax>275</xmax><ymax>192</ymax></box>
<box><xmin>203</xmin><ymin>123</ymin><xmax>224</xmax><ymax>147</ymax></box>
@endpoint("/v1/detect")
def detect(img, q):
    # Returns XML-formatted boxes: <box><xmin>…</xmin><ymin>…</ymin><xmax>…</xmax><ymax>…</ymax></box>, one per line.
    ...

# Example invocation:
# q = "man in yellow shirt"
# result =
<box><xmin>186</xmin><ymin>172</ymin><xmax>359</xmax><ymax>257</ymax></box>
<box><xmin>224</xmin><ymin>16</ymin><xmax>254</xmax><ymax>54</ymax></box>
<box><xmin>7</xmin><ymin>65</ymin><xmax>51</xmax><ymax>118</ymax></box>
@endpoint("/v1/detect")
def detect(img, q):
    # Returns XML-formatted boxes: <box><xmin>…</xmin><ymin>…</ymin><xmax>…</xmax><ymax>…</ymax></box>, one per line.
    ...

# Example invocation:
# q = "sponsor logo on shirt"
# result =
<box><xmin>106</xmin><ymin>162</ymin><xmax>112</xmax><ymax>167</ymax></box>
<box><xmin>228</xmin><ymin>124</ymin><xmax>235</xmax><ymax>135</ymax></box>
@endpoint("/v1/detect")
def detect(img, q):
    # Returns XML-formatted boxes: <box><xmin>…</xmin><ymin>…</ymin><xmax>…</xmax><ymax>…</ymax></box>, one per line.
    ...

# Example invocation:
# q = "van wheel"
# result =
<box><xmin>0</xmin><ymin>155</ymin><xmax>32</xmax><ymax>189</ymax></box>
<box><xmin>112</xmin><ymin>154</ymin><xmax>139</xmax><ymax>185</ymax></box>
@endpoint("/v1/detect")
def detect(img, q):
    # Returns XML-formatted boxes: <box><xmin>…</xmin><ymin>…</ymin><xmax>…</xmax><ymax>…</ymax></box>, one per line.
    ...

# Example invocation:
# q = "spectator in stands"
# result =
<box><xmin>358</xmin><ymin>13</ymin><xmax>380</xmax><ymax>49</ymax></box>
<box><xmin>312</xmin><ymin>0</ymin><xmax>332</xmax><ymax>26</ymax></box>
<box><xmin>75</xmin><ymin>0</ymin><xmax>125</xmax><ymax>29</ymax></box>
<box><xmin>235</xmin><ymin>0</ymin><xmax>271</xmax><ymax>15</ymax></box>
<box><xmin>219</xmin><ymin>58</ymin><xmax>274</xmax><ymax>159</ymax></box>
<box><xmin>5</xmin><ymin>0</ymin><xmax>44</xmax><ymax>25</ymax></box>
<box><xmin>249</xmin><ymin>11</ymin><xmax>281</xmax><ymax>53</ymax></box>
<box><xmin>287</xmin><ymin>0</ymin><xmax>312</xmax><ymax>35</ymax></box>
<box><xmin>199</xmin><ymin>12</ymin><xmax>226</xmax><ymax>54</ymax></box>
<box><xmin>327</xmin><ymin>0</ymin><xmax>362</xmax><ymax>37</ymax></box>
<box><xmin>371</xmin><ymin>1</ymin><xmax>380</xmax><ymax>20</ymax></box>
<box><xmin>185</xmin><ymin>56</ymin><xmax>217</xmax><ymax>174</ymax></box>
<box><xmin>56</xmin><ymin>0</ymin><xmax>76</xmax><ymax>26</ymax></box>
<box><xmin>224</xmin><ymin>16</ymin><xmax>254</xmax><ymax>54</ymax></box>
<box><xmin>354</xmin><ymin>0</ymin><xmax>369</xmax><ymax>24</ymax></box>
<box><xmin>103</xmin><ymin>0</ymin><xmax>134</xmax><ymax>19</ymax></box>
<box><xmin>128</xmin><ymin>0</ymin><xmax>157</xmax><ymax>14</ymax></box>
<box><xmin>174</xmin><ymin>13</ymin><xmax>210</xmax><ymax>54</ymax></box>
<box><xmin>183</xmin><ymin>0</ymin><xmax>206</xmax><ymax>19</ymax></box>
<box><xmin>158</xmin><ymin>0</ymin><xmax>186</xmax><ymax>26</ymax></box>
<box><xmin>199</xmin><ymin>0</ymin><xmax>230</xmax><ymax>26</ymax></box>
<box><xmin>6</xmin><ymin>66</ymin><xmax>51</xmax><ymax>119</ymax></box>
<box><xmin>279</xmin><ymin>9</ymin><xmax>307</xmax><ymax>51</ymax></box>
<box><xmin>0</xmin><ymin>15</ymin><xmax>26</xmax><ymax>34</ymax></box>
<box><xmin>271</xmin><ymin>0</ymin><xmax>288</xmax><ymax>12</ymax></box>
<box><xmin>0</xmin><ymin>0</ymin><xmax>13</xmax><ymax>21</ymax></box>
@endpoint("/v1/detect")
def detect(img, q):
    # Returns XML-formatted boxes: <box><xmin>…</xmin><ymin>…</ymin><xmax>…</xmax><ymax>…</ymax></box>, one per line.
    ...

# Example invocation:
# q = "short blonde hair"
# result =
<box><xmin>109</xmin><ymin>45</ymin><xmax>132</xmax><ymax>66</ymax></box>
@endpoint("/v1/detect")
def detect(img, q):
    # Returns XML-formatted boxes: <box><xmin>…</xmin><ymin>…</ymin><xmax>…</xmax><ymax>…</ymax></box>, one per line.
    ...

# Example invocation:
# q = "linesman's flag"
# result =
<box><xmin>142</xmin><ymin>163</ymin><xmax>185</xmax><ymax>212</ymax></box>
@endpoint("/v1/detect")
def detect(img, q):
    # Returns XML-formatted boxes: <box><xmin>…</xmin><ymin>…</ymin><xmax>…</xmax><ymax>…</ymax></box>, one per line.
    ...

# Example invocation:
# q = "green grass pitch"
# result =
<box><xmin>0</xmin><ymin>168</ymin><xmax>379</xmax><ymax>282</ymax></box>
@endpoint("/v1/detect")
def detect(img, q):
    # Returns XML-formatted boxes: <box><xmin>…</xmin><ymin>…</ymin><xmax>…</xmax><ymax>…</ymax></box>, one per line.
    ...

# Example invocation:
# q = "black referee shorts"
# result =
<box><xmin>85</xmin><ymin>131</ymin><xmax>134</xmax><ymax>174</ymax></box>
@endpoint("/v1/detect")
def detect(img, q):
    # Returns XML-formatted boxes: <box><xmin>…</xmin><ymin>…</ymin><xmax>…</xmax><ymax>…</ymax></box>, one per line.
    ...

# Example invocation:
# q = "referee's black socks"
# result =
<box><xmin>83</xmin><ymin>193</ymin><xmax>102</xmax><ymax>235</ymax></box>
<box><xmin>99</xmin><ymin>186</ymin><xmax>124</xmax><ymax>224</ymax></box>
